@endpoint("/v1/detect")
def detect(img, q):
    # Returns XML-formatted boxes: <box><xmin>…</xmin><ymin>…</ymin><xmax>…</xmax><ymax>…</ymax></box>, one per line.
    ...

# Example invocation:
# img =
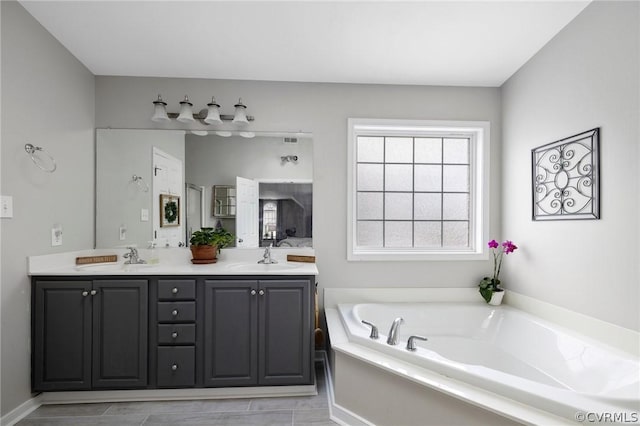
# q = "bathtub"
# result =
<box><xmin>336</xmin><ymin>302</ymin><xmax>640</xmax><ymax>423</ymax></box>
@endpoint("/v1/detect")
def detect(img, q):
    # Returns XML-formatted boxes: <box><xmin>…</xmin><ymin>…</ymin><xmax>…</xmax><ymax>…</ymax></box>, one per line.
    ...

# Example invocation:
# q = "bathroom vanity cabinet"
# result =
<box><xmin>32</xmin><ymin>279</ymin><xmax>148</xmax><ymax>391</ymax></box>
<box><xmin>31</xmin><ymin>274</ymin><xmax>314</xmax><ymax>393</ymax></box>
<box><xmin>203</xmin><ymin>279</ymin><xmax>311</xmax><ymax>387</ymax></box>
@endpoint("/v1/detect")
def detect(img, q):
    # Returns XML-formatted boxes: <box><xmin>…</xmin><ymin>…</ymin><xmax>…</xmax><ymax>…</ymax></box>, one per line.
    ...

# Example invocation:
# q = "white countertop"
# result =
<box><xmin>28</xmin><ymin>247</ymin><xmax>319</xmax><ymax>276</ymax></box>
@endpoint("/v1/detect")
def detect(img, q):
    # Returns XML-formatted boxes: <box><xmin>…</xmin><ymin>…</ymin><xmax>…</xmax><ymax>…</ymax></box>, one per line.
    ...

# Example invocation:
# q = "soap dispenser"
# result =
<box><xmin>147</xmin><ymin>241</ymin><xmax>160</xmax><ymax>264</ymax></box>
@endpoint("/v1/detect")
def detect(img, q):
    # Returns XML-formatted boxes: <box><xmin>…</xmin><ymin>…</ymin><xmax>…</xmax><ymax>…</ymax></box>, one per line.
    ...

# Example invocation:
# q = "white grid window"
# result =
<box><xmin>348</xmin><ymin>119</ymin><xmax>490</xmax><ymax>261</ymax></box>
<box><xmin>262</xmin><ymin>202</ymin><xmax>277</xmax><ymax>238</ymax></box>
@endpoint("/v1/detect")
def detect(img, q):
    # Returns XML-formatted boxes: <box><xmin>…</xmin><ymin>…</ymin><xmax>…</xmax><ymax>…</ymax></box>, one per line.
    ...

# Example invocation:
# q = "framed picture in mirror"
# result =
<box><xmin>160</xmin><ymin>194</ymin><xmax>180</xmax><ymax>227</ymax></box>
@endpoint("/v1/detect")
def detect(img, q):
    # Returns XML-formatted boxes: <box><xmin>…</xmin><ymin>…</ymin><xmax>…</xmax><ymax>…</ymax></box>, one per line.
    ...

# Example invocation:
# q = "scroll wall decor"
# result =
<box><xmin>532</xmin><ymin>128</ymin><xmax>600</xmax><ymax>221</ymax></box>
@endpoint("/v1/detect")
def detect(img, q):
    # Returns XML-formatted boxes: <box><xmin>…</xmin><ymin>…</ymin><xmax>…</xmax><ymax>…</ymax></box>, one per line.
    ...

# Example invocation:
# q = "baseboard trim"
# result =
<box><xmin>39</xmin><ymin>384</ymin><xmax>316</xmax><ymax>405</ymax></box>
<box><xmin>1</xmin><ymin>394</ymin><xmax>42</xmax><ymax>426</ymax></box>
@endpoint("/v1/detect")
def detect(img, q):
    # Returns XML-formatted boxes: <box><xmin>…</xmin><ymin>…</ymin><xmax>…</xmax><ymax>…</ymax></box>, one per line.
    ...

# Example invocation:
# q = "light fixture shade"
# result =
<box><xmin>177</xmin><ymin>95</ymin><xmax>195</xmax><ymax>123</ymax></box>
<box><xmin>204</xmin><ymin>97</ymin><xmax>222</xmax><ymax>125</ymax></box>
<box><xmin>151</xmin><ymin>95</ymin><xmax>170</xmax><ymax>122</ymax></box>
<box><xmin>232</xmin><ymin>98</ymin><xmax>249</xmax><ymax>125</ymax></box>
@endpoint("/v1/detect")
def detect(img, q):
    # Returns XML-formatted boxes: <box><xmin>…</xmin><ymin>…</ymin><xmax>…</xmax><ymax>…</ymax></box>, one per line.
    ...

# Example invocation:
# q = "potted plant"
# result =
<box><xmin>478</xmin><ymin>239</ymin><xmax>518</xmax><ymax>305</ymax></box>
<box><xmin>189</xmin><ymin>227</ymin><xmax>234</xmax><ymax>263</ymax></box>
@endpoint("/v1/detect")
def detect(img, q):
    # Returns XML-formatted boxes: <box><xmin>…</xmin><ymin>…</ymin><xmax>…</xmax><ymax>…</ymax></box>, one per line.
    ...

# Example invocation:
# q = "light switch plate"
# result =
<box><xmin>141</xmin><ymin>208</ymin><xmax>149</xmax><ymax>221</ymax></box>
<box><xmin>119</xmin><ymin>225</ymin><xmax>126</xmax><ymax>241</ymax></box>
<box><xmin>51</xmin><ymin>225</ymin><xmax>62</xmax><ymax>246</ymax></box>
<box><xmin>1</xmin><ymin>195</ymin><xmax>13</xmax><ymax>218</ymax></box>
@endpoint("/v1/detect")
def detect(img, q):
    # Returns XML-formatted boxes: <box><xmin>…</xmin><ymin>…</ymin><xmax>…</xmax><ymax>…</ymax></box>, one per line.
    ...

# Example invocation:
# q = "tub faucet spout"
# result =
<box><xmin>386</xmin><ymin>317</ymin><xmax>404</xmax><ymax>345</ymax></box>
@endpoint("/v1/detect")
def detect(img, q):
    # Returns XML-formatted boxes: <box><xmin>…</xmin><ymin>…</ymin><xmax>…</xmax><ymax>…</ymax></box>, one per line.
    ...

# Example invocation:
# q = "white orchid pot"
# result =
<box><xmin>488</xmin><ymin>289</ymin><xmax>505</xmax><ymax>306</ymax></box>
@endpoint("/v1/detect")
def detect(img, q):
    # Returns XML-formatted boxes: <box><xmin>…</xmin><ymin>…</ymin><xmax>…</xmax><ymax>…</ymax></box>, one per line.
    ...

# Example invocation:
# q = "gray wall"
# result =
<box><xmin>96</xmin><ymin>77</ymin><xmax>503</xmax><ymax>292</ymax></box>
<box><xmin>501</xmin><ymin>1</ymin><xmax>639</xmax><ymax>330</ymax></box>
<box><xmin>96</xmin><ymin>129</ymin><xmax>185</xmax><ymax>248</ymax></box>
<box><xmin>1</xmin><ymin>1</ymin><xmax>96</xmax><ymax>415</ymax></box>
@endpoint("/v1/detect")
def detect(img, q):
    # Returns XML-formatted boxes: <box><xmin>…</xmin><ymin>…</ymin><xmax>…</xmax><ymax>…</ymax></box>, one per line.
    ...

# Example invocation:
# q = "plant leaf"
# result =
<box><xmin>479</xmin><ymin>287</ymin><xmax>493</xmax><ymax>303</ymax></box>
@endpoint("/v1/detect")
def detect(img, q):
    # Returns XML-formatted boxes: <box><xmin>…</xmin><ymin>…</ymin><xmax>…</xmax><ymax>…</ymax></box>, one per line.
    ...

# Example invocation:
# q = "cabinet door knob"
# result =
<box><xmin>171</xmin><ymin>364</ymin><xmax>178</xmax><ymax>371</ymax></box>
<box><xmin>82</xmin><ymin>291</ymin><xmax>89</xmax><ymax>297</ymax></box>
<box><xmin>251</xmin><ymin>289</ymin><xmax>256</xmax><ymax>296</ymax></box>
<box><xmin>259</xmin><ymin>290</ymin><xmax>265</xmax><ymax>296</ymax></box>
<box><xmin>172</xmin><ymin>309</ymin><xmax>178</xmax><ymax>316</ymax></box>
<box><xmin>90</xmin><ymin>290</ymin><xmax>97</xmax><ymax>296</ymax></box>
<box><xmin>171</xmin><ymin>332</ymin><xmax>178</xmax><ymax>339</ymax></box>
<box><xmin>172</xmin><ymin>287</ymin><xmax>178</xmax><ymax>294</ymax></box>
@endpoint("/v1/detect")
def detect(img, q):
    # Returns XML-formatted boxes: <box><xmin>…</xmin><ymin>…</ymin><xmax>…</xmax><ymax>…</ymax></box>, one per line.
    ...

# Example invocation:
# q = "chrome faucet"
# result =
<box><xmin>386</xmin><ymin>317</ymin><xmax>404</xmax><ymax>345</ymax></box>
<box><xmin>258</xmin><ymin>244</ymin><xmax>278</xmax><ymax>264</ymax></box>
<box><xmin>361</xmin><ymin>320</ymin><xmax>379</xmax><ymax>339</ymax></box>
<box><xmin>406</xmin><ymin>335</ymin><xmax>428</xmax><ymax>351</ymax></box>
<box><xmin>123</xmin><ymin>247</ymin><xmax>146</xmax><ymax>264</ymax></box>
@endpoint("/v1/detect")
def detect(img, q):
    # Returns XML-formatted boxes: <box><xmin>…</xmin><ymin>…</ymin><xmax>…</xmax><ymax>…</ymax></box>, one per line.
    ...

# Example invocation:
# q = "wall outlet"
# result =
<box><xmin>1</xmin><ymin>195</ymin><xmax>13</xmax><ymax>218</ymax></box>
<box><xmin>141</xmin><ymin>208</ymin><xmax>149</xmax><ymax>222</ymax></box>
<box><xmin>51</xmin><ymin>225</ymin><xmax>62</xmax><ymax>246</ymax></box>
<box><xmin>119</xmin><ymin>225</ymin><xmax>126</xmax><ymax>241</ymax></box>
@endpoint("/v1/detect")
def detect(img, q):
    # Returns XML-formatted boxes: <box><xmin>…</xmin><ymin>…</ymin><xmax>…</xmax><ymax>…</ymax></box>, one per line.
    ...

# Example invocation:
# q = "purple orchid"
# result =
<box><xmin>480</xmin><ymin>239</ymin><xmax>519</xmax><ymax>301</ymax></box>
<box><xmin>502</xmin><ymin>240</ymin><xmax>518</xmax><ymax>254</ymax></box>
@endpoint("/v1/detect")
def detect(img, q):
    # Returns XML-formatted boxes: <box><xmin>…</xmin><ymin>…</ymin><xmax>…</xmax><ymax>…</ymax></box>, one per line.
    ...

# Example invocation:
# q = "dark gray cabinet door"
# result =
<box><xmin>92</xmin><ymin>280</ymin><xmax>148</xmax><ymax>389</ymax></box>
<box><xmin>33</xmin><ymin>281</ymin><xmax>92</xmax><ymax>391</ymax></box>
<box><xmin>258</xmin><ymin>280</ymin><xmax>312</xmax><ymax>385</ymax></box>
<box><xmin>203</xmin><ymin>280</ymin><xmax>258</xmax><ymax>387</ymax></box>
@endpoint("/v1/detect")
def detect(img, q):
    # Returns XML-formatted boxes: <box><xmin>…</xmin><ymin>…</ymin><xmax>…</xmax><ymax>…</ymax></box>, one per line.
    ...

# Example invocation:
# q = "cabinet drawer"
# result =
<box><xmin>158</xmin><ymin>280</ymin><xmax>195</xmax><ymax>300</ymax></box>
<box><xmin>157</xmin><ymin>346</ymin><xmax>195</xmax><ymax>387</ymax></box>
<box><xmin>158</xmin><ymin>324</ymin><xmax>196</xmax><ymax>345</ymax></box>
<box><xmin>157</xmin><ymin>302</ymin><xmax>196</xmax><ymax>322</ymax></box>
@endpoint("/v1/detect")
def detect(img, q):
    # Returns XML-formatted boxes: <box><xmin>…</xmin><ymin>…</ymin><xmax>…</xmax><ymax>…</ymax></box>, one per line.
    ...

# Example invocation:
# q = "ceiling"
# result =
<box><xmin>19</xmin><ymin>1</ymin><xmax>590</xmax><ymax>87</ymax></box>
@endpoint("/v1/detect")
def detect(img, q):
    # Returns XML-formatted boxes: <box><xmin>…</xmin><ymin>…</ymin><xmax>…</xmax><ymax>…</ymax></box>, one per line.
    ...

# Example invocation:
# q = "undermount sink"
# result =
<box><xmin>75</xmin><ymin>262</ymin><xmax>155</xmax><ymax>272</ymax></box>
<box><xmin>224</xmin><ymin>262</ymin><xmax>302</xmax><ymax>272</ymax></box>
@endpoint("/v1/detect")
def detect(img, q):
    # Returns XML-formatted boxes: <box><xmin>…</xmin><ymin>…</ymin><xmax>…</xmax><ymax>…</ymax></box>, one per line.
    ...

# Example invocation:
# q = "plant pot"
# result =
<box><xmin>190</xmin><ymin>245</ymin><xmax>218</xmax><ymax>264</ymax></box>
<box><xmin>488</xmin><ymin>289</ymin><xmax>505</xmax><ymax>306</ymax></box>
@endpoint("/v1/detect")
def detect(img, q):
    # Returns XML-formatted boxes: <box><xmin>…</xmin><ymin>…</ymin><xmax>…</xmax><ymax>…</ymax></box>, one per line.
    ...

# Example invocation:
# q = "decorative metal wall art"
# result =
<box><xmin>532</xmin><ymin>128</ymin><xmax>600</xmax><ymax>221</ymax></box>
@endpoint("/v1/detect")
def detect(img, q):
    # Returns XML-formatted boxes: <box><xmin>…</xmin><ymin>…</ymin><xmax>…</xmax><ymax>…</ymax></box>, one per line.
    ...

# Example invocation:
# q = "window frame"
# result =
<box><xmin>347</xmin><ymin>118</ymin><xmax>490</xmax><ymax>261</ymax></box>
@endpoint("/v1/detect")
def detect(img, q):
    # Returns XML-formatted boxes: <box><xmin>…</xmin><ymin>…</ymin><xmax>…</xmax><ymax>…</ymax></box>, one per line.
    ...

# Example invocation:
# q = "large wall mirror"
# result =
<box><xmin>95</xmin><ymin>129</ymin><xmax>313</xmax><ymax>249</ymax></box>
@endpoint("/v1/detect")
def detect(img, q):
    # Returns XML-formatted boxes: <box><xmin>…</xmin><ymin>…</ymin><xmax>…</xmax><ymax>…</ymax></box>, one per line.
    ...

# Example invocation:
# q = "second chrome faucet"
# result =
<box><xmin>258</xmin><ymin>244</ymin><xmax>278</xmax><ymax>264</ymax></box>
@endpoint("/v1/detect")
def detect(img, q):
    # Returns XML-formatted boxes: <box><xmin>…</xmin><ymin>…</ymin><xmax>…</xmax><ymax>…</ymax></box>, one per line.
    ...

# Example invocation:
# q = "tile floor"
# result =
<box><xmin>18</xmin><ymin>362</ymin><xmax>336</xmax><ymax>426</ymax></box>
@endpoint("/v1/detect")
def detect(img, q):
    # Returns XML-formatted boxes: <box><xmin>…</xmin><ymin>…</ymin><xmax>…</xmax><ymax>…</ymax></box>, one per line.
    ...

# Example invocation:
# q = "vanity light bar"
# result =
<box><xmin>152</xmin><ymin>94</ymin><xmax>254</xmax><ymax>124</ymax></box>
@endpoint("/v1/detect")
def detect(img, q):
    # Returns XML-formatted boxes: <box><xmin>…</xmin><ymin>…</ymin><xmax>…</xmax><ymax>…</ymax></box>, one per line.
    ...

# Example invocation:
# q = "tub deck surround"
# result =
<box><xmin>324</xmin><ymin>288</ymin><xmax>640</xmax><ymax>426</ymax></box>
<box><xmin>27</xmin><ymin>247</ymin><xmax>318</xmax><ymax>276</ymax></box>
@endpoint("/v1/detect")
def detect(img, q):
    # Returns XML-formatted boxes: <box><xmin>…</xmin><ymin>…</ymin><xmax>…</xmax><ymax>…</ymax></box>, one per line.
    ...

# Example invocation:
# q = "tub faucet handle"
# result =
<box><xmin>406</xmin><ymin>335</ymin><xmax>428</xmax><ymax>351</ymax></box>
<box><xmin>361</xmin><ymin>320</ymin><xmax>379</xmax><ymax>339</ymax></box>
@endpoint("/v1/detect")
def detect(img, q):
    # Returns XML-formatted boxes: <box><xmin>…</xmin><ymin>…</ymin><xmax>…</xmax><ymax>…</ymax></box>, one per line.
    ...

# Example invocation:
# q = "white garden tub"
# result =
<box><xmin>336</xmin><ymin>302</ymin><xmax>640</xmax><ymax>423</ymax></box>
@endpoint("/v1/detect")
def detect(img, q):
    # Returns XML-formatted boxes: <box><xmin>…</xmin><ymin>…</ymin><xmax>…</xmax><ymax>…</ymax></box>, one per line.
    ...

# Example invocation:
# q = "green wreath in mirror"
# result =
<box><xmin>164</xmin><ymin>201</ymin><xmax>178</xmax><ymax>223</ymax></box>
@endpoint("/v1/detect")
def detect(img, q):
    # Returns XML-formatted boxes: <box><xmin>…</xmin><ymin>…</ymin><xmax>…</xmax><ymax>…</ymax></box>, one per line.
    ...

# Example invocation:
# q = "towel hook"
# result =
<box><xmin>25</xmin><ymin>143</ymin><xmax>57</xmax><ymax>173</ymax></box>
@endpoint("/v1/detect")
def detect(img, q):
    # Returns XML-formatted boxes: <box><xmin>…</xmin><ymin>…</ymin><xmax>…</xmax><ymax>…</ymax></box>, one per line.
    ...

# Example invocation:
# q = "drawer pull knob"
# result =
<box><xmin>172</xmin><ymin>287</ymin><xmax>178</xmax><ymax>294</ymax></box>
<box><xmin>171</xmin><ymin>332</ymin><xmax>178</xmax><ymax>339</ymax></box>
<box><xmin>171</xmin><ymin>364</ymin><xmax>178</xmax><ymax>371</ymax></box>
<box><xmin>259</xmin><ymin>290</ymin><xmax>265</xmax><ymax>296</ymax></box>
<box><xmin>251</xmin><ymin>290</ymin><xmax>256</xmax><ymax>296</ymax></box>
<box><xmin>90</xmin><ymin>290</ymin><xmax>97</xmax><ymax>296</ymax></box>
<box><xmin>172</xmin><ymin>309</ymin><xmax>179</xmax><ymax>316</ymax></box>
<box><xmin>82</xmin><ymin>291</ymin><xmax>89</xmax><ymax>297</ymax></box>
